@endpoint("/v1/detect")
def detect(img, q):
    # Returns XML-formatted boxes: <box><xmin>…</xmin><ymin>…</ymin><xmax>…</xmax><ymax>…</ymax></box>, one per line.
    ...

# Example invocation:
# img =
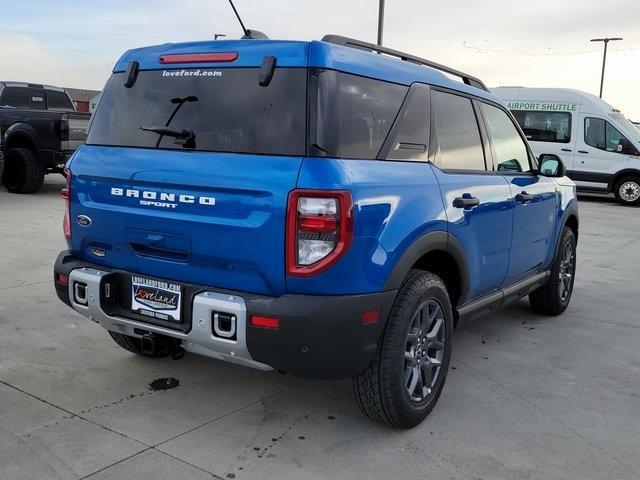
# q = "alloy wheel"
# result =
<box><xmin>558</xmin><ymin>241</ymin><xmax>575</xmax><ymax>302</ymax></box>
<box><xmin>403</xmin><ymin>299</ymin><xmax>446</xmax><ymax>403</ymax></box>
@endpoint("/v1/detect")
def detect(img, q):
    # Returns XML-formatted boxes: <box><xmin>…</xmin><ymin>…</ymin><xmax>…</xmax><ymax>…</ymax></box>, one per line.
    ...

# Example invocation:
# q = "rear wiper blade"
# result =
<box><xmin>140</xmin><ymin>126</ymin><xmax>196</xmax><ymax>148</ymax></box>
<box><xmin>140</xmin><ymin>126</ymin><xmax>193</xmax><ymax>138</ymax></box>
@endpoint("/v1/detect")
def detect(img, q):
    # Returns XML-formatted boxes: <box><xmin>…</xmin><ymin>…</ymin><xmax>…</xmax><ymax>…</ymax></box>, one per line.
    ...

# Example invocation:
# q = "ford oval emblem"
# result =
<box><xmin>76</xmin><ymin>215</ymin><xmax>92</xmax><ymax>227</ymax></box>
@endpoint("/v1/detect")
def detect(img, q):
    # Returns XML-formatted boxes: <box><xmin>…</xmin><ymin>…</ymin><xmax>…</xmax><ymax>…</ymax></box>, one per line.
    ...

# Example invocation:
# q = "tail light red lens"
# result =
<box><xmin>61</xmin><ymin>168</ymin><xmax>71</xmax><ymax>241</ymax></box>
<box><xmin>286</xmin><ymin>190</ymin><xmax>353</xmax><ymax>276</ymax></box>
<box><xmin>159</xmin><ymin>52</ymin><xmax>238</xmax><ymax>64</ymax></box>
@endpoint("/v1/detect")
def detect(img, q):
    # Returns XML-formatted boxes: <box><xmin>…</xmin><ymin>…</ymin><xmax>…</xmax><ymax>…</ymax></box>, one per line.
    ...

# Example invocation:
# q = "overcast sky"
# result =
<box><xmin>1</xmin><ymin>0</ymin><xmax>639</xmax><ymax>118</ymax></box>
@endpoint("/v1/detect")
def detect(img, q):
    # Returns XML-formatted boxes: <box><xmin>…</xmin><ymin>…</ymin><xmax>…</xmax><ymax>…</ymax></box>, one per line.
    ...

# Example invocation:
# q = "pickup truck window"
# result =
<box><xmin>432</xmin><ymin>90</ymin><xmax>486</xmax><ymax>171</ymax></box>
<box><xmin>46</xmin><ymin>90</ymin><xmax>74</xmax><ymax>112</ymax></box>
<box><xmin>481</xmin><ymin>103</ymin><xmax>531</xmax><ymax>173</ymax></box>
<box><xmin>28</xmin><ymin>90</ymin><xmax>47</xmax><ymax>110</ymax></box>
<box><xmin>87</xmin><ymin>68</ymin><xmax>307</xmax><ymax>156</ymax></box>
<box><xmin>512</xmin><ymin>110</ymin><xmax>571</xmax><ymax>144</ymax></box>
<box><xmin>0</xmin><ymin>87</ymin><xmax>29</xmax><ymax>108</ymax></box>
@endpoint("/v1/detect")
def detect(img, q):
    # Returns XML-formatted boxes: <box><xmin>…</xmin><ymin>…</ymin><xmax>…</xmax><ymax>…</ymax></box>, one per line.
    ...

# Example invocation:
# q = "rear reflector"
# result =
<box><xmin>56</xmin><ymin>273</ymin><xmax>69</xmax><ymax>286</ymax></box>
<box><xmin>361</xmin><ymin>310</ymin><xmax>381</xmax><ymax>325</ymax></box>
<box><xmin>250</xmin><ymin>315</ymin><xmax>279</xmax><ymax>329</ymax></box>
<box><xmin>159</xmin><ymin>52</ymin><xmax>238</xmax><ymax>64</ymax></box>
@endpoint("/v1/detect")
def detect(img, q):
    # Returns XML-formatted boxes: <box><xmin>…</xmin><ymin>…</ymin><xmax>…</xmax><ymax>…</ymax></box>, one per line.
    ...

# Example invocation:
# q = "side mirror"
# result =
<box><xmin>538</xmin><ymin>154</ymin><xmax>566</xmax><ymax>178</ymax></box>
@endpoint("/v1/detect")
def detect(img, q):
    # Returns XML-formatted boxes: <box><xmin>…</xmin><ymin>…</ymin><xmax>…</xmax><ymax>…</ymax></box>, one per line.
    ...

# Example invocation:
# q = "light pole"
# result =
<box><xmin>377</xmin><ymin>0</ymin><xmax>385</xmax><ymax>46</ymax></box>
<box><xmin>590</xmin><ymin>37</ymin><xmax>623</xmax><ymax>98</ymax></box>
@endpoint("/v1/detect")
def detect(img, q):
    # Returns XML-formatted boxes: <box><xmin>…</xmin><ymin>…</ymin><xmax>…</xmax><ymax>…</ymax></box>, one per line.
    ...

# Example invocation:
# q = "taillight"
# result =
<box><xmin>159</xmin><ymin>52</ymin><xmax>238</xmax><ymax>64</ymax></box>
<box><xmin>286</xmin><ymin>190</ymin><xmax>353</xmax><ymax>276</ymax></box>
<box><xmin>61</xmin><ymin>168</ymin><xmax>71</xmax><ymax>241</ymax></box>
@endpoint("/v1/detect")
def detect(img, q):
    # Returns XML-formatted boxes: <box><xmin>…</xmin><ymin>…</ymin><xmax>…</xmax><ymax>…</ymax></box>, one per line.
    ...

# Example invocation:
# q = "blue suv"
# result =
<box><xmin>54</xmin><ymin>35</ymin><xmax>578</xmax><ymax>428</ymax></box>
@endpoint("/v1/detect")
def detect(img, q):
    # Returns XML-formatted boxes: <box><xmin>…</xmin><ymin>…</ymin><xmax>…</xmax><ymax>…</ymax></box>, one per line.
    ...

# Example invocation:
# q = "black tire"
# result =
<box><xmin>529</xmin><ymin>227</ymin><xmax>577</xmax><ymax>315</ymax></box>
<box><xmin>613</xmin><ymin>176</ymin><xmax>640</xmax><ymax>206</ymax></box>
<box><xmin>1</xmin><ymin>148</ymin><xmax>44</xmax><ymax>194</ymax></box>
<box><xmin>353</xmin><ymin>270</ymin><xmax>454</xmax><ymax>428</ymax></box>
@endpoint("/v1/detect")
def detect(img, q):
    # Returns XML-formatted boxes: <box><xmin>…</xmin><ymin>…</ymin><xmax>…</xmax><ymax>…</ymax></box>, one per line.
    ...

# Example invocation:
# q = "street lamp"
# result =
<box><xmin>590</xmin><ymin>37</ymin><xmax>623</xmax><ymax>98</ymax></box>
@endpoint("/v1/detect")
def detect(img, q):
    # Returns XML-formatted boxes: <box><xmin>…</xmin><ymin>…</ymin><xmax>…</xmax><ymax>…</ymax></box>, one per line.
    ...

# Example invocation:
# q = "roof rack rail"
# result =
<box><xmin>321</xmin><ymin>34</ymin><xmax>489</xmax><ymax>92</ymax></box>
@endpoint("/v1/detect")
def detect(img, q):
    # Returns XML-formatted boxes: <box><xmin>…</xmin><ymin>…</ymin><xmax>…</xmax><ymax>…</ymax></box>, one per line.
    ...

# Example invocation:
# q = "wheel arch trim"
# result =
<box><xmin>383</xmin><ymin>230</ymin><xmax>470</xmax><ymax>305</ymax></box>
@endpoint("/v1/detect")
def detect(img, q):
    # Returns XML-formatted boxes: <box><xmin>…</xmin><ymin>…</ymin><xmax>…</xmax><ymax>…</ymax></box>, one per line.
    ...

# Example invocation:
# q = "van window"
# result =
<box><xmin>311</xmin><ymin>70</ymin><xmax>408</xmax><ymax>159</ymax></box>
<box><xmin>46</xmin><ymin>90</ymin><xmax>75</xmax><ymax>111</ymax></box>
<box><xmin>0</xmin><ymin>87</ymin><xmax>29</xmax><ymax>109</ymax></box>
<box><xmin>512</xmin><ymin>111</ymin><xmax>571</xmax><ymax>143</ymax></box>
<box><xmin>482</xmin><ymin>103</ymin><xmax>530</xmax><ymax>173</ymax></box>
<box><xmin>585</xmin><ymin>117</ymin><xmax>630</xmax><ymax>153</ymax></box>
<box><xmin>432</xmin><ymin>91</ymin><xmax>485</xmax><ymax>171</ymax></box>
<box><xmin>88</xmin><ymin>68</ymin><xmax>307</xmax><ymax>156</ymax></box>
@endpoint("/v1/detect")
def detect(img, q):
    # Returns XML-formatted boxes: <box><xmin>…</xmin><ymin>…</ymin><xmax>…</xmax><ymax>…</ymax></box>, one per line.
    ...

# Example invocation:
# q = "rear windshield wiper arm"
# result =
<box><xmin>140</xmin><ymin>126</ymin><xmax>196</xmax><ymax>148</ymax></box>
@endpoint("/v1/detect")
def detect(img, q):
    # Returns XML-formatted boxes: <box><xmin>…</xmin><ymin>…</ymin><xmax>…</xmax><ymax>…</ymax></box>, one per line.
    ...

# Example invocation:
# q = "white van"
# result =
<box><xmin>493</xmin><ymin>87</ymin><xmax>640</xmax><ymax>205</ymax></box>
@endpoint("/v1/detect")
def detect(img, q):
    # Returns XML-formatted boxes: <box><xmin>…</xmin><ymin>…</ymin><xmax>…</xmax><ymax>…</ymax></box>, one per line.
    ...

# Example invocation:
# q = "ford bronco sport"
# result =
<box><xmin>54</xmin><ymin>36</ymin><xmax>579</xmax><ymax>428</ymax></box>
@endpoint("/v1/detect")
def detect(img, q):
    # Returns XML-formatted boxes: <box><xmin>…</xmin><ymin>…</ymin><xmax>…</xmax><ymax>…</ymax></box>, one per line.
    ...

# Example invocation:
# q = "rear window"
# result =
<box><xmin>512</xmin><ymin>110</ymin><xmax>571</xmax><ymax>143</ymax></box>
<box><xmin>46</xmin><ymin>90</ymin><xmax>75</xmax><ymax>111</ymax></box>
<box><xmin>87</xmin><ymin>68</ymin><xmax>307</xmax><ymax>156</ymax></box>
<box><xmin>0</xmin><ymin>87</ymin><xmax>29</xmax><ymax>108</ymax></box>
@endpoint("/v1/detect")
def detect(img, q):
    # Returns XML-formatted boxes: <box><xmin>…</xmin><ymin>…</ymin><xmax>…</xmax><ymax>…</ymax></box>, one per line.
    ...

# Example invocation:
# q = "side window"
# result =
<box><xmin>512</xmin><ymin>110</ymin><xmax>571</xmax><ymax>143</ymax></box>
<box><xmin>585</xmin><ymin>117</ymin><xmax>629</xmax><ymax>153</ymax></box>
<box><xmin>481</xmin><ymin>103</ymin><xmax>531</xmax><ymax>173</ymax></box>
<box><xmin>0</xmin><ymin>87</ymin><xmax>29</xmax><ymax>108</ymax></box>
<box><xmin>28</xmin><ymin>89</ymin><xmax>47</xmax><ymax>110</ymax></box>
<box><xmin>382</xmin><ymin>83</ymin><xmax>430</xmax><ymax>161</ymax></box>
<box><xmin>46</xmin><ymin>90</ymin><xmax>74</xmax><ymax>111</ymax></box>
<box><xmin>432</xmin><ymin>90</ymin><xmax>485</xmax><ymax>171</ymax></box>
<box><xmin>605</xmin><ymin>122</ymin><xmax>625</xmax><ymax>153</ymax></box>
<box><xmin>585</xmin><ymin>117</ymin><xmax>605</xmax><ymax>149</ymax></box>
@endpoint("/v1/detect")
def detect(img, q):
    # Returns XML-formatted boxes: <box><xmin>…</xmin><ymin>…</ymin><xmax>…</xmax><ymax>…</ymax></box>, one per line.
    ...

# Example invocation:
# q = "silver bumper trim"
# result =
<box><xmin>67</xmin><ymin>267</ymin><xmax>272</xmax><ymax>371</ymax></box>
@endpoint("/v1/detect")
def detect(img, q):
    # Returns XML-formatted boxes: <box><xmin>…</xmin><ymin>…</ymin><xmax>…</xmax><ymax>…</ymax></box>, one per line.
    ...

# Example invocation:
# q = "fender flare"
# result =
<box><xmin>554</xmin><ymin>200</ymin><xmax>579</xmax><ymax>259</ymax></box>
<box><xmin>383</xmin><ymin>230</ymin><xmax>470</xmax><ymax>303</ymax></box>
<box><xmin>4</xmin><ymin>123</ymin><xmax>40</xmax><ymax>156</ymax></box>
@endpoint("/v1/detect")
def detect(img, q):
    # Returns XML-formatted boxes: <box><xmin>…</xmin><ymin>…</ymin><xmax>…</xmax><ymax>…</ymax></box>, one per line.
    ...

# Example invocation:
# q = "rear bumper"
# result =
<box><xmin>54</xmin><ymin>251</ymin><xmax>396</xmax><ymax>378</ymax></box>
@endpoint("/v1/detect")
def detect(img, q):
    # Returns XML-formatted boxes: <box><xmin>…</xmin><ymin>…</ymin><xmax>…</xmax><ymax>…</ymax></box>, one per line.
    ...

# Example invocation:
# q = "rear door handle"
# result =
<box><xmin>453</xmin><ymin>195</ymin><xmax>480</xmax><ymax>209</ymax></box>
<box><xmin>578</xmin><ymin>150</ymin><xmax>589</xmax><ymax>154</ymax></box>
<box><xmin>515</xmin><ymin>191</ymin><xmax>534</xmax><ymax>204</ymax></box>
<box><xmin>561</xmin><ymin>148</ymin><xmax>572</xmax><ymax>152</ymax></box>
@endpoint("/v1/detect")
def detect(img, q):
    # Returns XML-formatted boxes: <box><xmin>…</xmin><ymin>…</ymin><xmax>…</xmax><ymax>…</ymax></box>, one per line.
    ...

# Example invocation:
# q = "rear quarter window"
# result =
<box><xmin>310</xmin><ymin>70</ymin><xmax>408</xmax><ymax>159</ymax></box>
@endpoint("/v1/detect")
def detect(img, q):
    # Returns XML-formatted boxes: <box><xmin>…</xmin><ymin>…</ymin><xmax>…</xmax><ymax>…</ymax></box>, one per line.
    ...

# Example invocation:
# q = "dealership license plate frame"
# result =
<box><xmin>130</xmin><ymin>275</ymin><xmax>183</xmax><ymax>323</ymax></box>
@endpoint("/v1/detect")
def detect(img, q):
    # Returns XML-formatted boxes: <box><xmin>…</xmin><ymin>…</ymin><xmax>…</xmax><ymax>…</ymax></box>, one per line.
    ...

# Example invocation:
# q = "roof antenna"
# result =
<box><xmin>227</xmin><ymin>0</ymin><xmax>268</xmax><ymax>39</ymax></box>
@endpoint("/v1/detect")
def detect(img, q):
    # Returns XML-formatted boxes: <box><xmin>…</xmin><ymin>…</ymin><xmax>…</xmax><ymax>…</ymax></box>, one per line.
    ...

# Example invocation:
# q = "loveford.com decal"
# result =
<box><xmin>162</xmin><ymin>69</ymin><xmax>222</xmax><ymax>78</ymax></box>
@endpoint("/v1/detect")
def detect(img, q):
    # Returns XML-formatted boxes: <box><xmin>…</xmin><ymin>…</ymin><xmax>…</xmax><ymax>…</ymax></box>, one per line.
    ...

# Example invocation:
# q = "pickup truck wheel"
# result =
<box><xmin>353</xmin><ymin>270</ymin><xmax>453</xmax><ymax>428</ymax></box>
<box><xmin>1</xmin><ymin>148</ymin><xmax>44</xmax><ymax>194</ymax></box>
<box><xmin>614</xmin><ymin>176</ymin><xmax>640</xmax><ymax>206</ymax></box>
<box><xmin>529</xmin><ymin>227</ymin><xmax>576</xmax><ymax>315</ymax></box>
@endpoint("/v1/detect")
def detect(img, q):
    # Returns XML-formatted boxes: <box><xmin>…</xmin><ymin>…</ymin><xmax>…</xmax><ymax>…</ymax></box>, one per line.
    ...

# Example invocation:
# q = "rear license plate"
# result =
<box><xmin>131</xmin><ymin>276</ymin><xmax>182</xmax><ymax>322</ymax></box>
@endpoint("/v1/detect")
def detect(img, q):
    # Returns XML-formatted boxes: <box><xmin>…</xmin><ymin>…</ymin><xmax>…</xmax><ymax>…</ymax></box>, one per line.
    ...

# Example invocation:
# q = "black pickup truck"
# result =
<box><xmin>0</xmin><ymin>82</ymin><xmax>90</xmax><ymax>193</ymax></box>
